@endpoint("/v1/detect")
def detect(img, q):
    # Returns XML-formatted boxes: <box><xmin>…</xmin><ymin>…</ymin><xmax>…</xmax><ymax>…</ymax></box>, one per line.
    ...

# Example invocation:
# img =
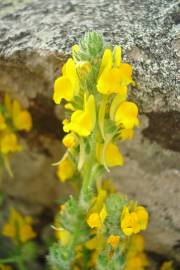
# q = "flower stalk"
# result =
<box><xmin>49</xmin><ymin>31</ymin><xmax>149</xmax><ymax>270</ymax></box>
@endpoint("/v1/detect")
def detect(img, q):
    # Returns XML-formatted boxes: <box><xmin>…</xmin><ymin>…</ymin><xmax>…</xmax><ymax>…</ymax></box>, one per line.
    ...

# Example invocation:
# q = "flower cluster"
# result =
<box><xmin>49</xmin><ymin>32</ymin><xmax>149</xmax><ymax>270</ymax></box>
<box><xmin>2</xmin><ymin>207</ymin><xmax>36</xmax><ymax>243</ymax></box>
<box><xmin>0</xmin><ymin>207</ymin><xmax>37</xmax><ymax>270</ymax></box>
<box><xmin>54</xmin><ymin>35</ymin><xmax>139</xmax><ymax>183</ymax></box>
<box><xmin>0</xmin><ymin>94</ymin><xmax>32</xmax><ymax>174</ymax></box>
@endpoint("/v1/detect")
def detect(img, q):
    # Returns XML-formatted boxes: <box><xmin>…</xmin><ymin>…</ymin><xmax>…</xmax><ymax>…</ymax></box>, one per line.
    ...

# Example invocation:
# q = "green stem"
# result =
<box><xmin>79</xmin><ymin>131</ymin><xmax>97</xmax><ymax>207</ymax></box>
<box><xmin>0</xmin><ymin>256</ymin><xmax>20</xmax><ymax>264</ymax></box>
<box><xmin>16</xmin><ymin>258</ymin><xmax>27</xmax><ymax>270</ymax></box>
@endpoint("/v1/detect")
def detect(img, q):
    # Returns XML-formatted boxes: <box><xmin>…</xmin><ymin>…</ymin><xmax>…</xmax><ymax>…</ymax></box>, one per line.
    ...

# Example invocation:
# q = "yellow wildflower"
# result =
<box><xmin>2</xmin><ymin>223</ymin><xmax>16</xmax><ymax>239</ymax></box>
<box><xmin>0</xmin><ymin>133</ymin><xmax>22</xmax><ymax>154</ymax></box>
<box><xmin>86</xmin><ymin>234</ymin><xmax>105</xmax><ymax>268</ymax></box>
<box><xmin>57</xmin><ymin>157</ymin><xmax>75</xmax><ymax>182</ymax></box>
<box><xmin>62</xmin><ymin>133</ymin><xmax>77</xmax><ymax>148</ymax></box>
<box><xmin>160</xmin><ymin>261</ymin><xmax>173</xmax><ymax>270</ymax></box>
<box><xmin>86</xmin><ymin>234</ymin><xmax>104</xmax><ymax>250</ymax></box>
<box><xmin>107</xmin><ymin>234</ymin><xmax>120</xmax><ymax>249</ymax></box>
<box><xmin>125</xmin><ymin>253</ymin><xmax>149</xmax><ymax>270</ymax></box>
<box><xmin>120</xmin><ymin>128</ymin><xmax>134</xmax><ymax>140</ymax></box>
<box><xmin>20</xmin><ymin>223</ymin><xmax>36</xmax><ymax>243</ymax></box>
<box><xmin>87</xmin><ymin>190</ymin><xmax>107</xmax><ymax>228</ymax></box>
<box><xmin>4</xmin><ymin>95</ymin><xmax>32</xmax><ymax>132</ymax></box>
<box><xmin>12</xmin><ymin>100</ymin><xmax>32</xmax><ymax>131</ymax></box>
<box><xmin>87</xmin><ymin>205</ymin><xmax>107</xmax><ymax>228</ymax></box>
<box><xmin>96</xmin><ymin>142</ymin><xmax>124</xmax><ymax>167</ymax></box>
<box><xmin>97</xmin><ymin>47</ymin><xmax>133</xmax><ymax>95</ymax></box>
<box><xmin>114</xmin><ymin>101</ymin><xmax>139</xmax><ymax>129</ymax></box>
<box><xmin>53</xmin><ymin>58</ymin><xmax>79</xmax><ymax>104</ymax></box>
<box><xmin>121</xmin><ymin>205</ymin><xmax>148</xmax><ymax>236</ymax></box>
<box><xmin>0</xmin><ymin>114</ymin><xmax>7</xmax><ymax>130</ymax></box>
<box><xmin>57</xmin><ymin>228</ymin><xmax>71</xmax><ymax>246</ymax></box>
<box><xmin>63</xmin><ymin>95</ymin><xmax>96</xmax><ymax>137</ymax></box>
<box><xmin>128</xmin><ymin>234</ymin><xmax>145</xmax><ymax>257</ymax></box>
<box><xmin>2</xmin><ymin>208</ymin><xmax>36</xmax><ymax>243</ymax></box>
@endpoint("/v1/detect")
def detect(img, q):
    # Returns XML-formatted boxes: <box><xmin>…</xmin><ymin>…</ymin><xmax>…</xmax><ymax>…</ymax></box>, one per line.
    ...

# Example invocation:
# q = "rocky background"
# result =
<box><xmin>0</xmin><ymin>0</ymin><xmax>179</xmax><ymax>265</ymax></box>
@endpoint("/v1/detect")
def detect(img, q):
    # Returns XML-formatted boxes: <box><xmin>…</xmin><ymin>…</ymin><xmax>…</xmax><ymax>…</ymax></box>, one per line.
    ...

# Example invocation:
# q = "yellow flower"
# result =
<box><xmin>0</xmin><ymin>114</ymin><xmax>7</xmax><ymax>130</ymax></box>
<box><xmin>87</xmin><ymin>190</ymin><xmax>107</xmax><ymax>228</ymax></box>
<box><xmin>86</xmin><ymin>234</ymin><xmax>105</xmax><ymax>268</ymax></box>
<box><xmin>62</xmin><ymin>133</ymin><xmax>77</xmax><ymax>148</ymax></box>
<box><xmin>2</xmin><ymin>208</ymin><xmax>36</xmax><ymax>243</ymax></box>
<box><xmin>128</xmin><ymin>234</ymin><xmax>145</xmax><ymax>257</ymax></box>
<box><xmin>63</xmin><ymin>95</ymin><xmax>96</xmax><ymax>137</ymax></box>
<box><xmin>114</xmin><ymin>101</ymin><xmax>139</xmax><ymax>129</ymax></box>
<box><xmin>57</xmin><ymin>157</ymin><xmax>75</xmax><ymax>182</ymax></box>
<box><xmin>57</xmin><ymin>228</ymin><xmax>71</xmax><ymax>246</ymax></box>
<box><xmin>160</xmin><ymin>261</ymin><xmax>173</xmax><ymax>270</ymax></box>
<box><xmin>2</xmin><ymin>223</ymin><xmax>16</xmax><ymax>239</ymax></box>
<box><xmin>135</xmin><ymin>206</ymin><xmax>149</xmax><ymax>231</ymax></box>
<box><xmin>12</xmin><ymin>100</ymin><xmax>32</xmax><ymax>131</ymax></box>
<box><xmin>97</xmin><ymin>47</ymin><xmax>133</xmax><ymax>95</ymax></box>
<box><xmin>107</xmin><ymin>234</ymin><xmax>120</xmax><ymax>249</ymax></box>
<box><xmin>4</xmin><ymin>95</ymin><xmax>32</xmax><ymax>132</ymax></box>
<box><xmin>96</xmin><ymin>142</ymin><xmax>124</xmax><ymax>168</ymax></box>
<box><xmin>86</xmin><ymin>234</ymin><xmax>104</xmax><ymax>250</ymax></box>
<box><xmin>53</xmin><ymin>58</ymin><xmax>79</xmax><ymax>104</ymax></box>
<box><xmin>0</xmin><ymin>133</ymin><xmax>22</xmax><ymax>154</ymax></box>
<box><xmin>121</xmin><ymin>206</ymin><xmax>148</xmax><ymax>236</ymax></box>
<box><xmin>87</xmin><ymin>205</ymin><xmax>107</xmax><ymax>228</ymax></box>
<box><xmin>125</xmin><ymin>253</ymin><xmax>149</xmax><ymax>270</ymax></box>
<box><xmin>120</xmin><ymin>128</ymin><xmax>134</xmax><ymax>140</ymax></box>
<box><xmin>20</xmin><ymin>223</ymin><xmax>36</xmax><ymax>243</ymax></box>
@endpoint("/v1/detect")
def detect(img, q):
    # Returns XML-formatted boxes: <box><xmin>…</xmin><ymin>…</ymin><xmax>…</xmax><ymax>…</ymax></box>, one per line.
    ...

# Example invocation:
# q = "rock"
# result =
<box><xmin>0</xmin><ymin>0</ymin><xmax>179</xmax><ymax>262</ymax></box>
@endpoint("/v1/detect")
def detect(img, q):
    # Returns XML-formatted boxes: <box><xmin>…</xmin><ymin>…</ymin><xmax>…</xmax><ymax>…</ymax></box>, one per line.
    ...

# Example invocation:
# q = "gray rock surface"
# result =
<box><xmin>0</xmin><ymin>0</ymin><xmax>179</xmax><ymax>263</ymax></box>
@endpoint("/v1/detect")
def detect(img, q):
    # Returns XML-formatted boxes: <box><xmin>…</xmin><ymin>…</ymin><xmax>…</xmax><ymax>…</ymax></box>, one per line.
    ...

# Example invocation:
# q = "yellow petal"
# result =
<box><xmin>58</xmin><ymin>229</ymin><xmax>71</xmax><ymax>246</ymax></box>
<box><xmin>20</xmin><ymin>224</ymin><xmax>36</xmax><ymax>242</ymax></box>
<box><xmin>99</xmin><ymin>205</ymin><xmax>107</xmax><ymax>224</ymax></box>
<box><xmin>107</xmin><ymin>235</ymin><xmax>120</xmax><ymax>249</ymax></box>
<box><xmin>14</xmin><ymin>111</ymin><xmax>32</xmax><ymax>131</ymax></box>
<box><xmin>99</xmin><ymin>48</ymin><xmax>112</xmax><ymax>75</ymax></box>
<box><xmin>114</xmin><ymin>101</ymin><xmax>139</xmax><ymax>129</ymax></box>
<box><xmin>105</xmin><ymin>143</ymin><xmax>124</xmax><ymax>167</ymax></box>
<box><xmin>53</xmin><ymin>76</ymin><xmax>74</xmax><ymax>104</ymax></box>
<box><xmin>114</xmin><ymin>46</ymin><xmax>122</xmax><ymax>67</ymax></box>
<box><xmin>120</xmin><ymin>129</ymin><xmax>134</xmax><ymax>140</ymax></box>
<box><xmin>135</xmin><ymin>206</ymin><xmax>149</xmax><ymax>231</ymax></box>
<box><xmin>96</xmin><ymin>142</ymin><xmax>124</xmax><ymax>168</ymax></box>
<box><xmin>87</xmin><ymin>213</ymin><xmax>101</xmax><ymax>228</ymax></box>
<box><xmin>110</xmin><ymin>93</ymin><xmax>127</xmax><ymax>121</ymax></box>
<box><xmin>64</xmin><ymin>95</ymin><xmax>96</xmax><ymax>137</ymax></box>
<box><xmin>0</xmin><ymin>133</ymin><xmax>22</xmax><ymax>154</ymax></box>
<box><xmin>57</xmin><ymin>158</ymin><xmax>75</xmax><ymax>182</ymax></box>
<box><xmin>2</xmin><ymin>223</ymin><xmax>16</xmax><ymax>239</ymax></box>
<box><xmin>63</xmin><ymin>58</ymin><xmax>79</xmax><ymax>95</ymax></box>
<box><xmin>62</xmin><ymin>133</ymin><xmax>77</xmax><ymax>148</ymax></box>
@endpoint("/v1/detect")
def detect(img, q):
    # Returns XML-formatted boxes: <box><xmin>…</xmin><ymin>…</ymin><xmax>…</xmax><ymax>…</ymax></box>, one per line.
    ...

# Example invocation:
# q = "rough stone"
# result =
<box><xmin>0</xmin><ymin>0</ymin><xmax>179</xmax><ymax>263</ymax></box>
